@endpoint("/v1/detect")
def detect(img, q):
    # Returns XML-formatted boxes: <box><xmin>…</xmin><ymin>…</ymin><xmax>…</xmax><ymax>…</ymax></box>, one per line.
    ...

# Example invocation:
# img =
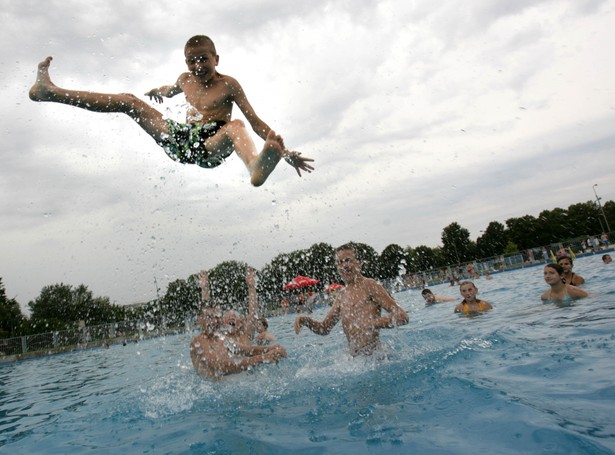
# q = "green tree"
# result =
<box><xmin>78</xmin><ymin>295</ymin><xmax>122</xmax><ymax>326</ymax></box>
<box><xmin>304</xmin><ymin>242</ymin><xmax>337</xmax><ymax>285</ymax></box>
<box><xmin>29</xmin><ymin>283</ymin><xmax>78</xmax><ymax>330</ymax></box>
<box><xmin>209</xmin><ymin>260</ymin><xmax>249</xmax><ymax>311</ymax></box>
<box><xmin>601</xmin><ymin>200</ymin><xmax>615</xmax><ymax>234</ymax></box>
<box><xmin>258</xmin><ymin>260</ymin><xmax>286</xmax><ymax>310</ymax></box>
<box><xmin>476</xmin><ymin>221</ymin><xmax>507</xmax><ymax>258</ymax></box>
<box><xmin>0</xmin><ymin>278</ymin><xmax>24</xmax><ymax>338</ymax></box>
<box><xmin>505</xmin><ymin>215</ymin><xmax>539</xmax><ymax>250</ymax></box>
<box><xmin>379</xmin><ymin>244</ymin><xmax>406</xmax><ymax>280</ymax></box>
<box><xmin>159</xmin><ymin>276</ymin><xmax>201</xmax><ymax>327</ymax></box>
<box><xmin>344</xmin><ymin>242</ymin><xmax>379</xmax><ymax>278</ymax></box>
<box><xmin>566</xmin><ymin>201</ymin><xmax>602</xmax><ymax>237</ymax></box>
<box><xmin>441</xmin><ymin>222</ymin><xmax>475</xmax><ymax>264</ymax></box>
<box><xmin>503</xmin><ymin>240</ymin><xmax>519</xmax><ymax>254</ymax></box>
<box><xmin>28</xmin><ymin>283</ymin><xmax>122</xmax><ymax>330</ymax></box>
<box><xmin>536</xmin><ymin>207</ymin><xmax>572</xmax><ymax>244</ymax></box>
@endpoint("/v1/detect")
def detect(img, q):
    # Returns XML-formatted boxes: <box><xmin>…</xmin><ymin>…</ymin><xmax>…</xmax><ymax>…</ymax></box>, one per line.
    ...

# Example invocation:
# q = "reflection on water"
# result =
<box><xmin>1</xmin><ymin>255</ymin><xmax>614</xmax><ymax>454</ymax></box>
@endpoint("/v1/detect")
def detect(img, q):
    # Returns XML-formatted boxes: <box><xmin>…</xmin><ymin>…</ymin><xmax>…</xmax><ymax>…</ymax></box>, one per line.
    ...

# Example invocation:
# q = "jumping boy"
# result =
<box><xmin>29</xmin><ymin>35</ymin><xmax>314</xmax><ymax>187</ymax></box>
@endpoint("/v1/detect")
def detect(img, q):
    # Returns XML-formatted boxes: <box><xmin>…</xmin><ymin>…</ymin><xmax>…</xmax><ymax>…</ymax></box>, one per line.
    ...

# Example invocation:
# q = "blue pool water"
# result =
<box><xmin>1</xmin><ymin>255</ymin><xmax>614</xmax><ymax>454</ymax></box>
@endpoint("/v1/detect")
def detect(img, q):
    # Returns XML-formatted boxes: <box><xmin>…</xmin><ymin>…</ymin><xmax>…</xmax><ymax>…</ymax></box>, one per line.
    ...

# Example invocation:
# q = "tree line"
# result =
<box><xmin>1</xmin><ymin>199</ymin><xmax>612</xmax><ymax>339</ymax></box>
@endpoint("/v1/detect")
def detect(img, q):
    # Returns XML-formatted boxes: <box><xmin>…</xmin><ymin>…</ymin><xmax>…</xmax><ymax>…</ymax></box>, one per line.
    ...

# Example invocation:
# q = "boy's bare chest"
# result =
<box><xmin>183</xmin><ymin>79</ymin><xmax>233</xmax><ymax>110</ymax></box>
<box><xmin>339</xmin><ymin>292</ymin><xmax>378</xmax><ymax>322</ymax></box>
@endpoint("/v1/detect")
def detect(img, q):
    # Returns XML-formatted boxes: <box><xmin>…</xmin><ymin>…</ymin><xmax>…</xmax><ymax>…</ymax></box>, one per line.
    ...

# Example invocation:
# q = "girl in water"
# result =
<box><xmin>541</xmin><ymin>263</ymin><xmax>588</xmax><ymax>302</ymax></box>
<box><xmin>454</xmin><ymin>281</ymin><xmax>493</xmax><ymax>314</ymax></box>
<box><xmin>556</xmin><ymin>256</ymin><xmax>585</xmax><ymax>286</ymax></box>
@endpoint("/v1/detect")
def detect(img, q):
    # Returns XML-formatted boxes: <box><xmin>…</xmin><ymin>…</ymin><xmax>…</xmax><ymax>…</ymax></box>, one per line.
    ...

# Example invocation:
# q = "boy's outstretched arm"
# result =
<box><xmin>232</xmin><ymin>79</ymin><xmax>315</xmax><ymax>176</ymax></box>
<box><xmin>295</xmin><ymin>301</ymin><xmax>340</xmax><ymax>335</ymax></box>
<box><xmin>145</xmin><ymin>76</ymin><xmax>184</xmax><ymax>103</ymax></box>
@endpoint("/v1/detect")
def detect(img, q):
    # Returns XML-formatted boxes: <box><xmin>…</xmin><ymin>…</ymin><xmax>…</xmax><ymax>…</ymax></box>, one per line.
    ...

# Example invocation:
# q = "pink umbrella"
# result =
<box><xmin>283</xmin><ymin>275</ymin><xmax>320</xmax><ymax>291</ymax></box>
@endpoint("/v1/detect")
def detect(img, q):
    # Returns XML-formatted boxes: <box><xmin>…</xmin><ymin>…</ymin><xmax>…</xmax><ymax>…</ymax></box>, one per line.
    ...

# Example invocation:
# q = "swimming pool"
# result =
<box><xmin>1</xmin><ymin>255</ymin><xmax>614</xmax><ymax>454</ymax></box>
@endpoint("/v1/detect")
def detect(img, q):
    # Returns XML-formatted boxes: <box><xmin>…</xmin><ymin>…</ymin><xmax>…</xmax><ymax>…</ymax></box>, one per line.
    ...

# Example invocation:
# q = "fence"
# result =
<box><xmin>395</xmin><ymin>233</ymin><xmax>612</xmax><ymax>291</ymax></box>
<box><xmin>0</xmin><ymin>318</ymin><xmax>194</xmax><ymax>362</ymax></box>
<box><xmin>2</xmin><ymin>233</ymin><xmax>611</xmax><ymax>361</ymax></box>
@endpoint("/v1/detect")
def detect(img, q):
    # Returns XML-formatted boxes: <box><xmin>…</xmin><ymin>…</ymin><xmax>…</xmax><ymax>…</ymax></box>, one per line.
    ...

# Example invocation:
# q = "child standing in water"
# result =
<box><xmin>29</xmin><ymin>35</ymin><xmax>314</xmax><ymax>187</ymax></box>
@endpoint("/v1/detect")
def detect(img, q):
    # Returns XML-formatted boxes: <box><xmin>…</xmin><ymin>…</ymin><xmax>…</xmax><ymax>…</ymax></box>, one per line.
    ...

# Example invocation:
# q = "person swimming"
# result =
<box><xmin>540</xmin><ymin>263</ymin><xmax>588</xmax><ymax>303</ymax></box>
<box><xmin>422</xmin><ymin>289</ymin><xmax>455</xmax><ymax>306</ymax></box>
<box><xmin>556</xmin><ymin>255</ymin><xmax>585</xmax><ymax>286</ymax></box>
<box><xmin>453</xmin><ymin>281</ymin><xmax>493</xmax><ymax>314</ymax></box>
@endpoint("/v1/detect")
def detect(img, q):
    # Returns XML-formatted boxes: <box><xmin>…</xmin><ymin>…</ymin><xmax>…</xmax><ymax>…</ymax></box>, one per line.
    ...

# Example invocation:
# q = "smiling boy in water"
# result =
<box><xmin>295</xmin><ymin>244</ymin><xmax>409</xmax><ymax>356</ymax></box>
<box><xmin>29</xmin><ymin>35</ymin><xmax>313</xmax><ymax>186</ymax></box>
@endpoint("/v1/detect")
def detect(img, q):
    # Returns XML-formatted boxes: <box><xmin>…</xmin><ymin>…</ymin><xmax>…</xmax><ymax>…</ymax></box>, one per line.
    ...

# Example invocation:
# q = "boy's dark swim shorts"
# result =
<box><xmin>157</xmin><ymin>120</ymin><xmax>229</xmax><ymax>168</ymax></box>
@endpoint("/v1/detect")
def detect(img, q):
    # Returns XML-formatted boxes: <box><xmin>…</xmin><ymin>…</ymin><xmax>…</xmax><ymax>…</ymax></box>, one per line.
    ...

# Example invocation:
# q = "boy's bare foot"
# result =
<box><xmin>250</xmin><ymin>130</ymin><xmax>285</xmax><ymax>186</ymax></box>
<box><xmin>29</xmin><ymin>57</ymin><xmax>56</xmax><ymax>102</ymax></box>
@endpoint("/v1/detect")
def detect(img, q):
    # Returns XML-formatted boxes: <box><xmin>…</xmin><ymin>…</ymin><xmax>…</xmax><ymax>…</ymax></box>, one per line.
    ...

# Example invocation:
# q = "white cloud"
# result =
<box><xmin>1</xmin><ymin>0</ymin><xmax>614</xmax><ymax>312</ymax></box>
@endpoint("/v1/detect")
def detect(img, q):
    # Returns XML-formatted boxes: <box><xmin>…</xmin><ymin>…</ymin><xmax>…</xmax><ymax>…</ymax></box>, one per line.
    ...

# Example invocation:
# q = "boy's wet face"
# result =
<box><xmin>423</xmin><ymin>293</ymin><xmax>435</xmax><ymax>303</ymax></box>
<box><xmin>335</xmin><ymin>249</ymin><xmax>361</xmax><ymax>282</ymax></box>
<box><xmin>185</xmin><ymin>45</ymin><xmax>218</xmax><ymax>77</ymax></box>
<box><xmin>222</xmin><ymin>311</ymin><xmax>242</xmax><ymax>335</ymax></box>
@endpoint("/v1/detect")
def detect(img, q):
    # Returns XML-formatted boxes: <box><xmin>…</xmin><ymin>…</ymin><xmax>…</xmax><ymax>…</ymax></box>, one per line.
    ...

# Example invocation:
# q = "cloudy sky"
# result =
<box><xmin>1</xmin><ymin>0</ymin><xmax>614</xmax><ymax>312</ymax></box>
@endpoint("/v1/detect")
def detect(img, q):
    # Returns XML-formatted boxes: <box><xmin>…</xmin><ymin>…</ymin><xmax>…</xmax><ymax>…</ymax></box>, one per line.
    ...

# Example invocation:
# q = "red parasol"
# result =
<box><xmin>324</xmin><ymin>283</ymin><xmax>345</xmax><ymax>292</ymax></box>
<box><xmin>282</xmin><ymin>275</ymin><xmax>320</xmax><ymax>291</ymax></box>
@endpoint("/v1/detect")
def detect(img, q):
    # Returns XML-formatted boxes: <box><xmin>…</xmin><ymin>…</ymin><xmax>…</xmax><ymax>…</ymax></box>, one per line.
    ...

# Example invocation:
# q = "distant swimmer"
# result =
<box><xmin>541</xmin><ymin>263</ymin><xmax>588</xmax><ymax>303</ymax></box>
<box><xmin>454</xmin><ymin>281</ymin><xmax>493</xmax><ymax>314</ymax></box>
<box><xmin>421</xmin><ymin>289</ymin><xmax>455</xmax><ymax>306</ymax></box>
<box><xmin>603</xmin><ymin>254</ymin><xmax>612</xmax><ymax>264</ymax></box>
<box><xmin>29</xmin><ymin>35</ymin><xmax>314</xmax><ymax>187</ymax></box>
<box><xmin>294</xmin><ymin>243</ymin><xmax>409</xmax><ymax>356</ymax></box>
<box><xmin>556</xmin><ymin>256</ymin><xmax>585</xmax><ymax>286</ymax></box>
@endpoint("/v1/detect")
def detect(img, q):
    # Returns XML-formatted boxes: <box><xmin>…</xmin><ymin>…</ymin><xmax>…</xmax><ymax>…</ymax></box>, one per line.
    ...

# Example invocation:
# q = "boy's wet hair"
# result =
<box><xmin>421</xmin><ymin>289</ymin><xmax>433</xmax><ymax>296</ymax></box>
<box><xmin>185</xmin><ymin>35</ymin><xmax>217</xmax><ymax>54</ymax></box>
<box><xmin>336</xmin><ymin>243</ymin><xmax>358</xmax><ymax>257</ymax></box>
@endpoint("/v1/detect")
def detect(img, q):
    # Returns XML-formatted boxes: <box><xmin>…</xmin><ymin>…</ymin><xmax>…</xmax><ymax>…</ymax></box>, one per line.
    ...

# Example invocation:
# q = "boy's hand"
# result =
<box><xmin>283</xmin><ymin>151</ymin><xmax>315</xmax><ymax>177</ymax></box>
<box><xmin>197</xmin><ymin>270</ymin><xmax>211</xmax><ymax>302</ymax></box>
<box><xmin>295</xmin><ymin>316</ymin><xmax>305</xmax><ymax>334</ymax></box>
<box><xmin>144</xmin><ymin>89</ymin><xmax>164</xmax><ymax>103</ymax></box>
<box><xmin>245</xmin><ymin>267</ymin><xmax>257</xmax><ymax>288</ymax></box>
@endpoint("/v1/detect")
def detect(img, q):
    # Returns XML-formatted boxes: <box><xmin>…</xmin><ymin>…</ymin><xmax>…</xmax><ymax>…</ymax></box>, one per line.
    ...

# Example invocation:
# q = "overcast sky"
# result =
<box><xmin>1</xmin><ymin>0</ymin><xmax>614</xmax><ymax>312</ymax></box>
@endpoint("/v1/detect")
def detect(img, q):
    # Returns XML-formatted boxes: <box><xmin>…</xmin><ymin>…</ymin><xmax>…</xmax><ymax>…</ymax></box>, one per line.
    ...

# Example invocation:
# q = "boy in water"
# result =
<box><xmin>295</xmin><ymin>244</ymin><xmax>409</xmax><ymax>356</ymax></box>
<box><xmin>29</xmin><ymin>35</ymin><xmax>314</xmax><ymax>187</ymax></box>
<box><xmin>421</xmin><ymin>289</ymin><xmax>455</xmax><ymax>305</ymax></box>
<box><xmin>190</xmin><ymin>270</ymin><xmax>287</xmax><ymax>380</ymax></box>
<box><xmin>190</xmin><ymin>307</ymin><xmax>287</xmax><ymax>380</ymax></box>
